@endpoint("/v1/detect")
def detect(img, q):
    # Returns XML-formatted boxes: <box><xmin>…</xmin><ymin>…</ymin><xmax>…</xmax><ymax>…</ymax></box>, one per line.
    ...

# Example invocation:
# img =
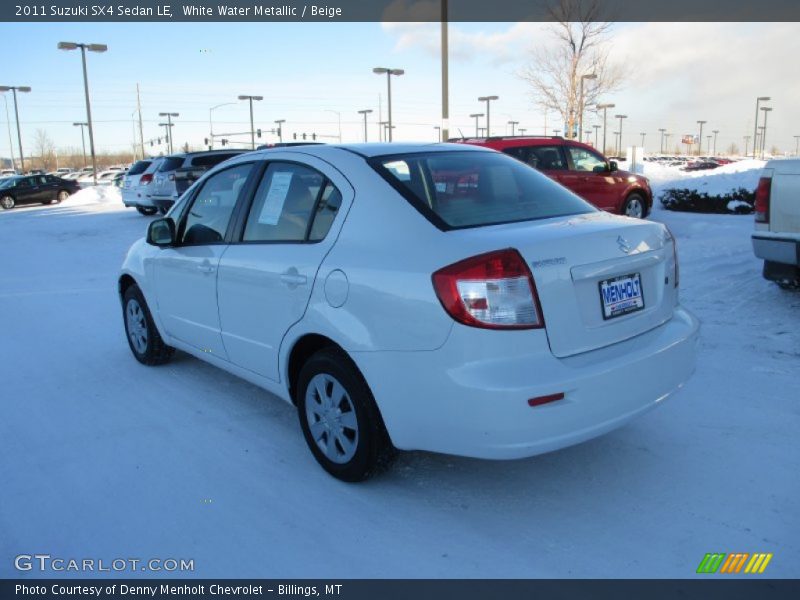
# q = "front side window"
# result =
<box><xmin>568</xmin><ymin>147</ymin><xmax>607</xmax><ymax>172</ymax></box>
<box><xmin>242</xmin><ymin>162</ymin><xmax>337</xmax><ymax>243</ymax></box>
<box><xmin>180</xmin><ymin>163</ymin><xmax>253</xmax><ymax>245</ymax></box>
<box><xmin>373</xmin><ymin>151</ymin><xmax>594</xmax><ymax>230</ymax></box>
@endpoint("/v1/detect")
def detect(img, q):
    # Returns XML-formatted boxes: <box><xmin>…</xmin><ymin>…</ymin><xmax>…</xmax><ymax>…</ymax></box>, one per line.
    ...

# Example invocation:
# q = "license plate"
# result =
<box><xmin>599</xmin><ymin>273</ymin><xmax>644</xmax><ymax>319</ymax></box>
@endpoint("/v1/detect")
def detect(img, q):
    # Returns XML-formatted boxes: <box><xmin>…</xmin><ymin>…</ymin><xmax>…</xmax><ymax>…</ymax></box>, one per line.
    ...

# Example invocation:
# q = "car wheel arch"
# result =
<box><xmin>285</xmin><ymin>333</ymin><xmax>347</xmax><ymax>406</ymax></box>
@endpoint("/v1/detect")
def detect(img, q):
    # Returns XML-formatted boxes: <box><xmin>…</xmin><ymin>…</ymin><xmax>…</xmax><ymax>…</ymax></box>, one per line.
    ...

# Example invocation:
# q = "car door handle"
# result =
<box><xmin>196</xmin><ymin>264</ymin><xmax>216</xmax><ymax>274</ymax></box>
<box><xmin>280</xmin><ymin>269</ymin><xmax>307</xmax><ymax>287</ymax></box>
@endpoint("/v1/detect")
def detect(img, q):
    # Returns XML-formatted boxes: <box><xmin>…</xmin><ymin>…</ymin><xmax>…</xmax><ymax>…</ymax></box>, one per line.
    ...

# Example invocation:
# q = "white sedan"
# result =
<box><xmin>118</xmin><ymin>143</ymin><xmax>698</xmax><ymax>481</ymax></box>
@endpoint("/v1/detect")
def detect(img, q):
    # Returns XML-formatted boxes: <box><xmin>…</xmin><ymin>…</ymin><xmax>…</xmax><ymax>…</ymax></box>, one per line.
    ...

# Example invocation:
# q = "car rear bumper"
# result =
<box><xmin>353</xmin><ymin>306</ymin><xmax>699</xmax><ymax>459</ymax></box>
<box><xmin>151</xmin><ymin>195</ymin><xmax>177</xmax><ymax>211</ymax></box>
<box><xmin>752</xmin><ymin>232</ymin><xmax>800</xmax><ymax>266</ymax></box>
<box><xmin>121</xmin><ymin>189</ymin><xmax>154</xmax><ymax>208</ymax></box>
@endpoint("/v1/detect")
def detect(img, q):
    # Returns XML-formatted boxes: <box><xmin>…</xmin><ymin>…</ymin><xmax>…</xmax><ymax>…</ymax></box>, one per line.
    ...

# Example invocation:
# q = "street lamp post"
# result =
<box><xmin>664</xmin><ymin>133</ymin><xmax>672</xmax><ymax>153</ymax></box>
<box><xmin>760</xmin><ymin>107</ymin><xmax>772</xmax><ymax>158</ymax></box>
<box><xmin>756</xmin><ymin>127</ymin><xmax>764</xmax><ymax>158</ymax></box>
<box><xmin>237</xmin><ymin>95</ymin><xmax>263</xmax><ymax>150</ymax></box>
<box><xmin>469</xmin><ymin>113</ymin><xmax>484</xmax><ymax>137</ymax></box>
<box><xmin>274</xmin><ymin>119</ymin><xmax>285</xmax><ymax>143</ymax></box>
<box><xmin>373</xmin><ymin>67</ymin><xmax>404</xmax><ymax>142</ymax></box>
<box><xmin>357</xmin><ymin>109</ymin><xmax>372</xmax><ymax>142</ymax></box>
<box><xmin>596</xmin><ymin>103</ymin><xmax>615</xmax><ymax>155</ymax></box>
<box><xmin>578</xmin><ymin>73</ymin><xmax>597</xmax><ymax>141</ymax></box>
<box><xmin>159</xmin><ymin>112</ymin><xmax>179</xmax><ymax>153</ymax></box>
<box><xmin>593</xmin><ymin>124</ymin><xmax>601</xmax><ymax>149</ymax></box>
<box><xmin>209</xmin><ymin>102</ymin><xmax>237</xmax><ymax>150</ymax></box>
<box><xmin>158</xmin><ymin>123</ymin><xmax>172</xmax><ymax>151</ymax></box>
<box><xmin>434</xmin><ymin>125</ymin><xmax>441</xmax><ymax>142</ymax></box>
<box><xmin>519</xmin><ymin>128</ymin><xmax>527</xmax><ymax>136</ymax></box>
<box><xmin>744</xmin><ymin>136</ymin><xmax>751</xmax><ymax>157</ymax></box>
<box><xmin>794</xmin><ymin>135</ymin><xmax>800</xmax><ymax>157</ymax></box>
<box><xmin>615</xmin><ymin>114</ymin><xmax>628</xmax><ymax>156</ymax></box>
<box><xmin>640</xmin><ymin>132</ymin><xmax>646</xmax><ymax>149</ymax></box>
<box><xmin>2</xmin><ymin>94</ymin><xmax>16</xmax><ymax>170</ymax></box>
<box><xmin>58</xmin><ymin>41</ymin><xmax>106</xmax><ymax>184</ymax></box>
<box><xmin>712</xmin><ymin>130</ymin><xmax>719</xmax><ymax>155</ymax></box>
<box><xmin>0</xmin><ymin>85</ymin><xmax>31</xmax><ymax>171</ymax></box>
<box><xmin>73</xmin><ymin>122</ymin><xmax>88</xmax><ymax>167</ymax></box>
<box><xmin>753</xmin><ymin>96</ymin><xmax>771</xmax><ymax>159</ymax></box>
<box><xmin>508</xmin><ymin>120</ymin><xmax>519</xmax><ymax>135</ymax></box>
<box><xmin>477</xmin><ymin>96</ymin><xmax>499</xmax><ymax>136</ymax></box>
<box><xmin>658</xmin><ymin>128</ymin><xmax>667</xmax><ymax>154</ymax></box>
<box><xmin>696</xmin><ymin>120</ymin><xmax>707</xmax><ymax>155</ymax></box>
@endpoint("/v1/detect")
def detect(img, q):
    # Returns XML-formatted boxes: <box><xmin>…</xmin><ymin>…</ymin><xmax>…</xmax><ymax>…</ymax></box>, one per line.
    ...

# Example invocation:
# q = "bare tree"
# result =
<box><xmin>726</xmin><ymin>142</ymin><xmax>740</xmax><ymax>156</ymax></box>
<box><xmin>518</xmin><ymin>0</ymin><xmax>625</xmax><ymax>139</ymax></box>
<box><xmin>33</xmin><ymin>129</ymin><xmax>57</xmax><ymax>171</ymax></box>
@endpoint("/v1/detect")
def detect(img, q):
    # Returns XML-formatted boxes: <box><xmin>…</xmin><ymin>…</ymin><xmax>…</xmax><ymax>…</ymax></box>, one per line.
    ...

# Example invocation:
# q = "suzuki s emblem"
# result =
<box><xmin>617</xmin><ymin>235</ymin><xmax>632</xmax><ymax>254</ymax></box>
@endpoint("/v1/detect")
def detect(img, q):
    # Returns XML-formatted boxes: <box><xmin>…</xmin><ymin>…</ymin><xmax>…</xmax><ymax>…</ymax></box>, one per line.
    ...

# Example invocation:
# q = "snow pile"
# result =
<box><xmin>63</xmin><ymin>185</ymin><xmax>122</xmax><ymax>207</ymax></box>
<box><xmin>644</xmin><ymin>160</ymin><xmax>765</xmax><ymax>207</ymax></box>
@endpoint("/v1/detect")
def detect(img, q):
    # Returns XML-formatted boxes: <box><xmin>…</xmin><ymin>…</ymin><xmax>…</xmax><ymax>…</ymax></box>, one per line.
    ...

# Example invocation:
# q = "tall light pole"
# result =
<box><xmin>613</xmin><ymin>131</ymin><xmax>619</xmax><ymax>153</ymax></box>
<box><xmin>441</xmin><ymin>0</ymin><xmax>449</xmax><ymax>142</ymax></box>
<box><xmin>753</xmin><ymin>96</ymin><xmax>770</xmax><ymax>159</ymax></box>
<box><xmin>593</xmin><ymin>124</ymin><xmax>601</xmax><ymax>148</ymax></box>
<box><xmin>615</xmin><ymin>114</ymin><xmax>628</xmax><ymax>156</ymax></box>
<box><xmin>658</xmin><ymin>128</ymin><xmax>666</xmax><ymax>153</ymax></box>
<box><xmin>209</xmin><ymin>102</ymin><xmax>236</xmax><ymax>149</ymax></box>
<box><xmin>795</xmin><ymin>135</ymin><xmax>800</xmax><ymax>157</ymax></box>
<box><xmin>58</xmin><ymin>42</ymin><xmax>106</xmax><ymax>184</ymax></box>
<box><xmin>357</xmin><ymin>109</ymin><xmax>372</xmax><ymax>142</ymax></box>
<box><xmin>273</xmin><ymin>119</ymin><xmax>285</xmax><ymax>143</ymax></box>
<box><xmin>756</xmin><ymin>127</ymin><xmax>764</xmax><ymax>158</ymax></box>
<box><xmin>760</xmin><ymin>107</ymin><xmax>772</xmax><ymax>158</ymax></box>
<box><xmin>696</xmin><ymin>120</ymin><xmax>707</xmax><ymax>155</ymax></box>
<box><xmin>477</xmin><ymin>95</ymin><xmax>499</xmax><ymax>136</ymax></box>
<box><xmin>640</xmin><ymin>132</ymin><xmax>646</xmax><ymax>149</ymax></box>
<box><xmin>2</xmin><ymin>94</ymin><xmax>16</xmax><ymax>170</ymax></box>
<box><xmin>578</xmin><ymin>73</ymin><xmax>597</xmax><ymax>141</ymax></box>
<box><xmin>237</xmin><ymin>95</ymin><xmax>262</xmax><ymax>149</ymax></box>
<box><xmin>519</xmin><ymin>128</ymin><xmax>527</xmax><ymax>136</ymax></box>
<box><xmin>159</xmin><ymin>112</ymin><xmax>179</xmax><ymax>153</ymax></box>
<box><xmin>712</xmin><ymin>129</ymin><xmax>719</xmax><ymax>155</ymax></box>
<box><xmin>744</xmin><ymin>135</ymin><xmax>751</xmax><ymax>157</ymax></box>
<box><xmin>73</xmin><ymin>122</ymin><xmax>88</xmax><ymax>167</ymax></box>
<box><xmin>596</xmin><ymin>103</ymin><xmax>615</xmax><ymax>155</ymax></box>
<box><xmin>434</xmin><ymin>125</ymin><xmax>441</xmax><ymax>142</ymax></box>
<box><xmin>373</xmin><ymin>67</ymin><xmax>404</xmax><ymax>142</ymax></box>
<box><xmin>470</xmin><ymin>113</ymin><xmax>484</xmax><ymax>137</ymax></box>
<box><xmin>664</xmin><ymin>133</ymin><xmax>672</xmax><ymax>152</ymax></box>
<box><xmin>158</xmin><ymin>123</ymin><xmax>172</xmax><ymax>152</ymax></box>
<box><xmin>508</xmin><ymin>120</ymin><xmax>519</xmax><ymax>135</ymax></box>
<box><xmin>0</xmin><ymin>85</ymin><xmax>31</xmax><ymax>172</ymax></box>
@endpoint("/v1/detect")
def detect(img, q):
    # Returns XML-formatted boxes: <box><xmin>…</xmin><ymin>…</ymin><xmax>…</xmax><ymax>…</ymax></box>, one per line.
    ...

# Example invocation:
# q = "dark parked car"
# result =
<box><xmin>0</xmin><ymin>174</ymin><xmax>80</xmax><ymax>209</ymax></box>
<box><xmin>682</xmin><ymin>161</ymin><xmax>720</xmax><ymax>172</ymax></box>
<box><xmin>150</xmin><ymin>150</ymin><xmax>248</xmax><ymax>214</ymax></box>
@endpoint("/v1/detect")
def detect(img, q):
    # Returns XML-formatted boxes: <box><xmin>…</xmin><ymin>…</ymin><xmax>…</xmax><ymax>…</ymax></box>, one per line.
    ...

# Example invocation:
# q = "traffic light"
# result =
<box><xmin>221</xmin><ymin>139</ymin><xmax>228</xmax><ymax>146</ymax></box>
<box><xmin>256</xmin><ymin>128</ymin><xmax>262</xmax><ymax>138</ymax></box>
<box><xmin>302</xmin><ymin>133</ymin><xmax>307</xmax><ymax>140</ymax></box>
<box><xmin>204</xmin><ymin>138</ymin><xmax>209</xmax><ymax>145</ymax></box>
<box><xmin>293</xmin><ymin>132</ymin><xmax>297</xmax><ymax>140</ymax></box>
<box><xmin>312</xmin><ymin>133</ymin><xmax>317</xmax><ymax>140</ymax></box>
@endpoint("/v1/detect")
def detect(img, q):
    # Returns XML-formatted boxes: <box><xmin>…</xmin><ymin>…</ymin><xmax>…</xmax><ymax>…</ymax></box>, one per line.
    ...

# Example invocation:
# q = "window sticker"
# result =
<box><xmin>258</xmin><ymin>171</ymin><xmax>294</xmax><ymax>225</ymax></box>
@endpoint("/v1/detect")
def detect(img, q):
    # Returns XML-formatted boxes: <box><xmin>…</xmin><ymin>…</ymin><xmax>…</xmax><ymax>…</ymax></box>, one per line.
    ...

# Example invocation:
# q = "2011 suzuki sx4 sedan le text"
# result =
<box><xmin>119</xmin><ymin>143</ymin><xmax>699</xmax><ymax>481</ymax></box>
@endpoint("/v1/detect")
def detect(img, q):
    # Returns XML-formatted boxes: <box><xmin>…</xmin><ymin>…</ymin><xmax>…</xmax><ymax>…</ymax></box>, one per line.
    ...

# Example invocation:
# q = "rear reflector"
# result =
<box><xmin>432</xmin><ymin>248</ymin><xmax>544</xmax><ymax>330</ymax></box>
<box><xmin>528</xmin><ymin>393</ymin><xmax>564</xmax><ymax>407</ymax></box>
<box><xmin>754</xmin><ymin>170</ymin><xmax>773</xmax><ymax>224</ymax></box>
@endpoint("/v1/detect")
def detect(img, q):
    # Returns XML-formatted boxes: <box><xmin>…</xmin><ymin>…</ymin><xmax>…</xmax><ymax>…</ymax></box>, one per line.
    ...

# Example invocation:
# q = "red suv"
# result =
<box><xmin>452</xmin><ymin>136</ymin><xmax>652</xmax><ymax>218</ymax></box>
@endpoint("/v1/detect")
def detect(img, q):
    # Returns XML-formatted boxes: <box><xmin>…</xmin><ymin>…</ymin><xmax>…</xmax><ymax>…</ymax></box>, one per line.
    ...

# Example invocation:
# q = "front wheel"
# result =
<box><xmin>622</xmin><ymin>193</ymin><xmax>647</xmax><ymax>219</ymax></box>
<box><xmin>136</xmin><ymin>206</ymin><xmax>158</xmax><ymax>216</ymax></box>
<box><xmin>122</xmin><ymin>284</ymin><xmax>175</xmax><ymax>366</ymax></box>
<box><xmin>297</xmin><ymin>348</ymin><xmax>395</xmax><ymax>482</ymax></box>
<box><xmin>0</xmin><ymin>195</ymin><xmax>15</xmax><ymax>210</ymax></box>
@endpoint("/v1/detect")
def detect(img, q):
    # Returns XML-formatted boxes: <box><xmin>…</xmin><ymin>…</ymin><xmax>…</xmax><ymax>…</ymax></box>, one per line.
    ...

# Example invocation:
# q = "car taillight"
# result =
<box><xmin>432</xmin><ymin>249</ymin><xmax>544</xmax><ymax>330</ymax></box>
<box><xmin>139</xmin><ymin>174</ymin><xmax>153</xmax><ymax>185</ymax></box>
<box><xmin>754</xmin><ymin>170</ymin><xmax>773</xmax><ymax>224</ymax></box>
<box><xmin>664</xmin><ymin>226</ymin><xmax>679</xmax><ymax>289</ymax></box>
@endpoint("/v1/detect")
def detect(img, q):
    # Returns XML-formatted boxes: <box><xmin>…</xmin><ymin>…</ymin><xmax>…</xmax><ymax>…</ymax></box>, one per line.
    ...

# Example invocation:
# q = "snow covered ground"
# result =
<box><xmin>0</xmin><ymin>187</ymin><xmax>797</xmax><ymax>579</ymax></box>
<box><xmin>643</xmin><ymin>159</ymin><xmax>766</xmax><ymax>201</ymax></box>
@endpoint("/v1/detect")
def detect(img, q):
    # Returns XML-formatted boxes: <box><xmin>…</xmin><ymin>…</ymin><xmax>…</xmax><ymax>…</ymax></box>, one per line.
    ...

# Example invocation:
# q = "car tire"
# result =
<box><xmin>158</xmin><ymin>206</ymin><xmax>169</xmax><ymax>215</ymax></box>
<box><xmin>297</xmin><ymin>348</ymin><xmax>395</xmax><ymax>482</ymax></box>
<box><xmin>622</xmin><ymin>193</ymin><xmax>647</xmax><ymax>218</ymax></box>
<box><xmin>56</xmin><ymin>190</ymin><xmax>70</xmax><ymax>202</ymax></box>
<box><xmin>122</xmin><ymin>284</ymin><xmax>175</xmax><ymax>366</ymax></box>
<box><xmin>136</xmin><ymin>206</ymin><xmax>158</xmax><ymax>216</ymax></box>
<box><xmin>0</xmin><ymin>195</ymin><xmax>15</xmax><ymax>210</ymax></box>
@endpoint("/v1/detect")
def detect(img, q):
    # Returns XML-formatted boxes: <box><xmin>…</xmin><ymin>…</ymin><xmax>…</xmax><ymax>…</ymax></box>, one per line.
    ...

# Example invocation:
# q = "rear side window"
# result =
<box><xmin>372</xmin><ymin>151</ymin><xmax>594</xmax><ymax>230</ymax></box>
<box><xmin>158</xmin><ymin>157</ymin><xmax>185</xmax><ymax>172</ymax></box>
<box><xmin>242</xmin><ymin>162</ymin><xmax>336</xmax><ymax>243</ymax></box>
<box><xmin>128</xmin><ymin>160</ymin><xmax>152</xmax><ymax>175</ymax></box>
<box><xmin>190</xmin><ymin>153</ymin><xmax>240</xmax><ymax>168</ymax></box>
<box><xmin>504</xmin><ymin>145</ymin><xmax>567</xmax><ymax>171</ymax></box>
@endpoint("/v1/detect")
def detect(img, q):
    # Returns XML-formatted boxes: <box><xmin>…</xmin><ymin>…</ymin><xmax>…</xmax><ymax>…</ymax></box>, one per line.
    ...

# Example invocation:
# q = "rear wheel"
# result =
<box><xmin>122</xmin><ymin>284</ymin><xmax>174</xmax><ymax>366</ymax></box>
<box><xmin>0</xmin><ymin>195</ymin><xmax>14</xmax><ymax>210</ymax></box>
<box><xmin>56</xmin><ymin>190</ymin><xmax>70</xmax><ymax>202</ymax></box>
<box><xmin>622</xmin><ymin>193</ymin><xmax>647</xmax><ymax>219</ymax></box>
<box><xmin>136</xmin><ymin>206</ymin><xmax>158</xmax><ymax>216</ymax></box>
<box><xmin>297</xmin><ymin>348</ymin><xmax>395</xmax><ymax>482</ymax></box>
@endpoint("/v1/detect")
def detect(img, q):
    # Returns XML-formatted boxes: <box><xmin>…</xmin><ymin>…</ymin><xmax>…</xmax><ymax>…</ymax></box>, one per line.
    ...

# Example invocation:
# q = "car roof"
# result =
<box><xmin>243</xmin><ymin>142</ymin><xmax>492</xmax><ymax>162</ymax></box>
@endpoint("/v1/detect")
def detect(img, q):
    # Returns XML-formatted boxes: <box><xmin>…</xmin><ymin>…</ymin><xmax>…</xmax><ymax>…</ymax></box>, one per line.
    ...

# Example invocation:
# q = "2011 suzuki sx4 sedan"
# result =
<box><xmin>119</xmin><ymin>143</ymin><xmax>698</xmax><ymax>481</ymax></box>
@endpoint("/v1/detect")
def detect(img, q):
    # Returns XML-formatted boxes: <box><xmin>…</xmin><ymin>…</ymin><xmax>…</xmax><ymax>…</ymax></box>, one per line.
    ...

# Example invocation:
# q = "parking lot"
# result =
<box><xmin>0</xmin><ymin>195</ymin><xmax>797</xmax><ymax>578</ymax></box>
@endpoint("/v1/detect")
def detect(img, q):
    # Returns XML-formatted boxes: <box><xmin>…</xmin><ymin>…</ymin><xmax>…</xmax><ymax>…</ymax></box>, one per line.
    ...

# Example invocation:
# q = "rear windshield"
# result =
<box><xmin>189</xmin><ymin>153</ymin><xmax>241</xmax><ymax>167</ymax></box>
<box><xmin>127</xmin><ymin>160</ymin><xmax>152</xmax><ymax>175</ymax></box>
<box><xmin>371</xmin><ymin>151</ymin><xmax>595</xmax><ymax>230</ymax></box>
<box><xmin>158</xmin><ymin>157</ymin><xmax>185</xmax><ymax>172</ymax></box>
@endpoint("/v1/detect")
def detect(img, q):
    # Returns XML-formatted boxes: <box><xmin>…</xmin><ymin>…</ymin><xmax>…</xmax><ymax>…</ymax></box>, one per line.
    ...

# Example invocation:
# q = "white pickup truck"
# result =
<box><xmin>752</xmin><ymin>159</ymin><xmax>800</xmax><ymax>288</ymax></box>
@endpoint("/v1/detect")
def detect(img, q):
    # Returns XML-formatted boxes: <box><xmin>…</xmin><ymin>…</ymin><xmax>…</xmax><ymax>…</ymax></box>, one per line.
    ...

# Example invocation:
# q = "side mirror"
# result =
<box><xmin>592</xmin><ymin>165</ymin><xmax>607</xmax><ymax>173</ymax></box>
<box><xmin>147</xmin><ymin>218</ymin><xmax>176</xmax><ymax>247</ymax></box>
<box><xmin>609</xmin><ymin>160</ymin><xmax>619</xmax><ymax>172</ymax></box>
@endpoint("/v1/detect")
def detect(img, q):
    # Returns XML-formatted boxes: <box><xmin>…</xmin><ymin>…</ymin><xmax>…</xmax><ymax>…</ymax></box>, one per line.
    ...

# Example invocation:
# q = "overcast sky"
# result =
<box><xmin>1</xmin><ymin>21</ymin><xmax>798</xmax><ymax>158</ymax></box>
